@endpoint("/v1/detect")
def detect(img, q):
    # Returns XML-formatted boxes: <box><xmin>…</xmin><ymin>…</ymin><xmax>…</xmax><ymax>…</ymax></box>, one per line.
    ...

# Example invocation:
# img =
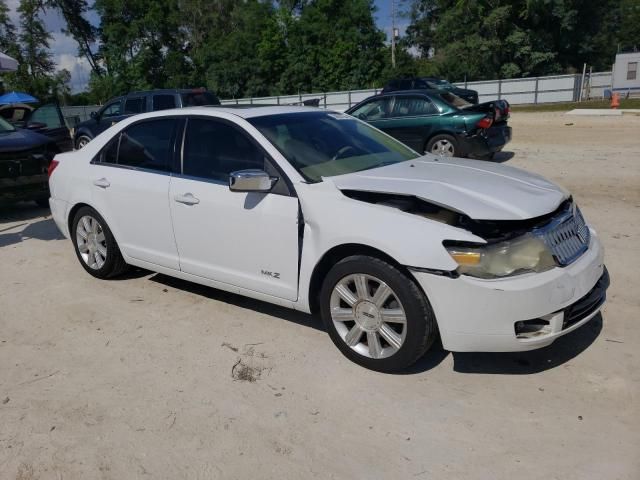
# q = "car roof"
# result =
<box><xmin>120</xmin><ymin>105</ymin><xmax>328</xmax><ymax>120</ymax></box>
<box><xmin>375</xmin><ymin>89</ymin><xmax>443</xmax><ymax>97</ymax></box>
<box><xmin>202</xmin><ymin>105</ymin><xmax>325</xmax><ymax>118</ymax></box>
<box><xmin>127</xmin><ymin>88</ymin><xmax>216</xmax><ymax>96</ymax></box>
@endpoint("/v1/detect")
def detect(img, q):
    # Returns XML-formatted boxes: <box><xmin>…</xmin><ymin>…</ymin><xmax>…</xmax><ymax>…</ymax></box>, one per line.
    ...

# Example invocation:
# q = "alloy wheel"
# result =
<box><xmin>76</xmin><ymin>137</ymin><xmax>90</xmax><ymax>149</ymax></box>
<box><xmin>76</xmin><ymin>215</ymin><xmax>107</xmax><ymax>270</ymax></box>
<box><xmin>429</xmin><ymin>139</ymin><xmax>455</xmax><ymax>156</ymax></box>
<box><xmin>330</xmin><ymin>273</ymin><xmax>407</xmax><ymax>359</ymax></box>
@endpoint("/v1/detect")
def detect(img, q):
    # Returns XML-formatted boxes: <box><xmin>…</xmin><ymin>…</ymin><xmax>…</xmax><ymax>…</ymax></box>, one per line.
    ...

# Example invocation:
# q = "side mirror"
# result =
<box><xmin>90</xmin><ymin>111</ymin><xmax>99</xmax><ymax>121</ymax></box>
<box><xmin>229</xmin><ymin>169</ymin><xmax>278</xmax><ymax>193</ymax></box>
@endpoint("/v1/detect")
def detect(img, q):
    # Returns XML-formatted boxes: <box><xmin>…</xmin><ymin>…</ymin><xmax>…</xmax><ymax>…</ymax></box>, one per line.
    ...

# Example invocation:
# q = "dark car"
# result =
<box><xmin>382</xmin><ymin>77</ymin><xmax>479</xmax><ymax>104</ymax></box>
<box><xmin>0</xmin><ymin>102</ymin><xmax>73</xmax><ymax>153</ymax></box>
<box><xmin>345</xmin><ymin>90</ymin><xmax>511</xmax><ymax>159</ymax></box>
<box><xmin>0</xmin><ymin>115</ymin><xmax>62</xmax><ymax>207</ymax></box>
<box><xmin>74</xmin><ymin>88</ymin><xmax>220</xmax><ymax>149</ymax></box>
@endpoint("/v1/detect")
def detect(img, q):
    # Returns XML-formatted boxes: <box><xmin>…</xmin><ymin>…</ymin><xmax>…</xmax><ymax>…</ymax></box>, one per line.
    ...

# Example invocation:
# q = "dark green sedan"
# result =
<box><xmin>345</xmin><ymin>90</ymin><xmax>511</xmax><ymax>159</ymax></box>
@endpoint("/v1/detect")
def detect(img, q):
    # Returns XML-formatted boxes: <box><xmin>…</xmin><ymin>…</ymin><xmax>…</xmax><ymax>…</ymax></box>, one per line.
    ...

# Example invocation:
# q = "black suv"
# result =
<box><xmin>74</xmin><ymin>88</ymin><xmax>220</xmax><ymax>149</ymax></box>
<box><xmin>382</xmin><ymin>77</ymin><xmax>479</xmax><ymax>104</ymax></box>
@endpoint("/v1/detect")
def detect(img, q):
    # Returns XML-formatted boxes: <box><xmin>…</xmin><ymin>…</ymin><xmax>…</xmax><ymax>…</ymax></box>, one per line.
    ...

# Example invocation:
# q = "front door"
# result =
<box><xmin>89</xmin><ymin>117</ymin><xmax>180</xmax><ymax>269</ymax></box>
<box><xmin>27</xmin><ymin>104</ymin><xmax>73</xmax><ymax>152</ymax></box>
<box><xmin>169</xmin><ymin>117</ymin><xmax>299</xmax><ymax>301</ymax></box>
<box><xmin>375</xmin><ymin>95</ymin><xmax>440</xmax><ymax>152</ymax></box>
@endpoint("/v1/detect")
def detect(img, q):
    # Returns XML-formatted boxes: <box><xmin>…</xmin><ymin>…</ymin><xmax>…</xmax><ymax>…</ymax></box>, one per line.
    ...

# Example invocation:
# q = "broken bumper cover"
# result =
<box><xmin>457</xmin><ymin>125</ymin><xmax>512</xmax><ymax>158</ymax></box>
<box><xmin>411</xmin><ymin>228</ymin><xmax>606</xmax><ymax>352</ymax></box>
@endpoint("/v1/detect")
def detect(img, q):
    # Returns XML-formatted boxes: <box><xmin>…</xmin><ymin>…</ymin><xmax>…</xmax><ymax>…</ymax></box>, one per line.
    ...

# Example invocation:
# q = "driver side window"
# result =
<box><xmin>350</xmin><ymin>98</ymin><xmax>390</xmax><ymax>121</ymax></box>
<box><xmin>102</xmin><ymin>101</ymin><xmax>122</xmax><ymax>118</ymax></box>
<box><xmin>182</xmin><ymin>118</ymin><xmax>266</xmax><ymax>183</ymax></box>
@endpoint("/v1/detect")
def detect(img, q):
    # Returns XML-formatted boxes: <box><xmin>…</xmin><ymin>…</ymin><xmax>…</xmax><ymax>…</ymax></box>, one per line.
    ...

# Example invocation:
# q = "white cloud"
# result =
<box><xmin>4</xmin><ymin>4</ymin><xmax>93</xmax><ymax>92</ymax></box>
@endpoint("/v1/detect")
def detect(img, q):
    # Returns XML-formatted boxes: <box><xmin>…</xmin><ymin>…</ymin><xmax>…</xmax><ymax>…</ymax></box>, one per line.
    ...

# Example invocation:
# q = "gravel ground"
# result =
<box><xmin>0</xmin><ymin>112</ymin><xmax>638</xmax><ymax>479</ymax></box>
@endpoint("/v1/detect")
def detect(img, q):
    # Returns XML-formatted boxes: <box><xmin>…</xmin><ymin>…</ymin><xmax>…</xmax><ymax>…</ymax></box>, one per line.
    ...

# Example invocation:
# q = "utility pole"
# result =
<box><xmin>391</xmin><ymin>0</ymin><xmax>396</xmax><ymax>69</ymax></box>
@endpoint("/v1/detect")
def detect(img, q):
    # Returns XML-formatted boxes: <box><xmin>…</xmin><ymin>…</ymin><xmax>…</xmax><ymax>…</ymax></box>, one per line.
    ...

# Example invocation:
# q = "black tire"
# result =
<box><xmin>75</xmin><ymin>135</ymin><xmax>92</xmax><ymax>150</ymax></box>
<box><xmin>425</xmin><ymin>134</ymin><xmax>458</xmax><ymax>157</ymax></box>
<box><xmin>34</xmin><ymin>198</ymin><xmax>50</xmax><ymax>208</ymax></box>
<box><xmin>319</xmin><ymin>255</ymin><xmax>437</xmax><ymax>372</ymax></box>
<box><xmin>71</xmin><ymin>206</ymin><xmax>128</xmax><ymax>279</ymax></box>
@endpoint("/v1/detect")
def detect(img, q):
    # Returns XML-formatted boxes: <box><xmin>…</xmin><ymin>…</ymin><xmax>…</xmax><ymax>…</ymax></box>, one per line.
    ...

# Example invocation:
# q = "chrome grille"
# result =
<box><xmin>537</xmin><ymin>207</ymin><xmax>590</xmax><ymax>266</ymax></box>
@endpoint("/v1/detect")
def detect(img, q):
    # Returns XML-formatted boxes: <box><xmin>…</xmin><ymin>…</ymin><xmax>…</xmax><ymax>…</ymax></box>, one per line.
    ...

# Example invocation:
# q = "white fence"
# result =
<box><xmin>219</xmin><ymin>71</ymin><xmax>613</xmax><ymax>110</ymax></box>
<box><xmin>60</xmin><ymin>71</ymin><xmax>614</xmax><ymax>124</ymax></box>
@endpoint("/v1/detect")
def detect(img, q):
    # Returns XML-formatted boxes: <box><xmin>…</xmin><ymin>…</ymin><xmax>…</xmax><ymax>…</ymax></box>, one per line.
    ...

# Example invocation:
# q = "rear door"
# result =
<box><xmin>89</xmin><ymin>117</ymin><xmax>180</xmax><ymax>269</ymax></box>
<box><xmin>26</xmin><ymin>104</ymin><xmax>73</xmax><ymax>152</ymax></box>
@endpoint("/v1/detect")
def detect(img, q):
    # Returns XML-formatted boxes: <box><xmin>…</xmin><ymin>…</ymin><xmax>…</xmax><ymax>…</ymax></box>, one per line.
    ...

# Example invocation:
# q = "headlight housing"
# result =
<box><xmin>445</xmin><ymin>234</ymin><xmax>557</xmax><ymax>279</ymax></box>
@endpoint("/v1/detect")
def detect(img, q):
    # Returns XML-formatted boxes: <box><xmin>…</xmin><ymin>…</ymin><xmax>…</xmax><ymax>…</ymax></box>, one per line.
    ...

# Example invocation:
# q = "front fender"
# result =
<box><xmin>294</xmin><ymin>181</ymin><xmax>482</xmax><ymax>312</ymax></box>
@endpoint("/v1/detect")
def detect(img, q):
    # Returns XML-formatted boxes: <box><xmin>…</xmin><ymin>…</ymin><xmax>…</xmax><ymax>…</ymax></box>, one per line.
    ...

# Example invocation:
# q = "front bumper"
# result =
<box><xmin>411</xmin><ymin>229</ymin><xmax>606</xmax><ymax>352</ymax></box>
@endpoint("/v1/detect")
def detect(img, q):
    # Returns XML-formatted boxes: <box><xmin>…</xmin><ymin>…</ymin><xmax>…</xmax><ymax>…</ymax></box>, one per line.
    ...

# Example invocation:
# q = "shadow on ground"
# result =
<box><xmin>492</xmin><ymin>151</ymin><xmax>515</xmax><ymax>163</ymax></box>
<box><xmin>149</xmin><ymin>273</ymin><xmax>325</xmax><ymax>332</ymax></box>
<box><xmin>451</xmin><ymin>313</ymin><xmax>603</xmax><ymax>375</ymax></box>
<box><xmin>149</xmin><ymin>274</ymin><xmax>603</xmax><ymax>375</ymax></box>
<box><xmin>0</xmin><ymin>218</ymin><xmax>64</xmax><ymax>247</ymax></box>
<box><xmin>0</xmin><ymin>203</ymin><xmax>50</xmax><ymax>222</ymax></box>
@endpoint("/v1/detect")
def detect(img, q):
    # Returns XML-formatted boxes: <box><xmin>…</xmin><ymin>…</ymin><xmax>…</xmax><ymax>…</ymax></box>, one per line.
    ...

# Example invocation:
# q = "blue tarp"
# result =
<box><xmin>0</xmin><ymin>91</ymin><xmax>38</xmax><ymax>104</ymax></box>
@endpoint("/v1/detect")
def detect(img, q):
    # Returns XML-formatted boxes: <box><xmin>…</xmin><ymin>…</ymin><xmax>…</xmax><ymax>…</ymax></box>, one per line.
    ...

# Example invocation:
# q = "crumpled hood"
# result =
<box><xmin>330</xmin><ymin>157</ymin><xmax>569</xmax><ymax>221</ymax></box>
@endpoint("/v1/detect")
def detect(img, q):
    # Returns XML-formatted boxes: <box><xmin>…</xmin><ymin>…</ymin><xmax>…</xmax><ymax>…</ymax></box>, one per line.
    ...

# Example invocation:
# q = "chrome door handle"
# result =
<box><xmin>174</xmin><ymin>193</ymin><xmax>200</xmax><ymax>205</ymax></box>
<box><xmin>93</xmin><ymin>178</ymin><xmax>110</xmax><ymax>188</ymax></box>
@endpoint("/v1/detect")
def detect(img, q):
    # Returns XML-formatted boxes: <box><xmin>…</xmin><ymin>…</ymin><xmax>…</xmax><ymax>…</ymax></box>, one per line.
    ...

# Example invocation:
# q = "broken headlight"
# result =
<box><xmin>445</xmin><ymin>235</ymin><xmax>556</xmax><ymax>279</ymax></box>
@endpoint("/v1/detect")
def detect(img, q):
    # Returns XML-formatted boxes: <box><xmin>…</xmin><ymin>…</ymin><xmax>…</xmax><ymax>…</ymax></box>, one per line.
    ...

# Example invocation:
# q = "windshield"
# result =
<box><xmin>248</xmin><ymin>112</ymin><xmax>419</xmax><ymax>182</ymax></box>
<box><xmin>0</xmin><ymin>116</ymin><xmax>16</xmax><ymax>132</ymax></box>
<box><xmin>439</xmin><ymin>92</ymin><xmax>472</xmax><ymax>109</ymax></box>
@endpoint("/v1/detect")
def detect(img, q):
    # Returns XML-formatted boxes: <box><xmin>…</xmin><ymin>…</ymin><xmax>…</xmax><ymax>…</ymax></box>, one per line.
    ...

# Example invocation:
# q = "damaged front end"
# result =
<box><xmin>342</xmin><ymin>189</ymin><xmax>589</xmax><ymax>279</ymax></box>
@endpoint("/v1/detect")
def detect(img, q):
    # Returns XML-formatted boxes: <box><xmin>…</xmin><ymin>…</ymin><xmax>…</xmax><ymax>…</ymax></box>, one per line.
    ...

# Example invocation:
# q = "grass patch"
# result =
<box><xmin>511</xmin><ymin>98</ymin><xmax>640</xmax><ymax>112</ymax></box>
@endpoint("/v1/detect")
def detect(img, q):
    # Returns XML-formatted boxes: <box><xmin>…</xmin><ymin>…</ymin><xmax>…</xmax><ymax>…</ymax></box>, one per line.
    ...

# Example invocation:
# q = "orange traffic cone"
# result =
<box><xmin>611</xmin><ymin>92</ymin><xmax>620</xmax><ymax>109</ymax></box>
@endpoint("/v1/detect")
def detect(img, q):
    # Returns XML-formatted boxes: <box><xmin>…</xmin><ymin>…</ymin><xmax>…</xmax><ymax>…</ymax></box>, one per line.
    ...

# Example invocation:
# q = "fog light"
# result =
<box><xmin>515</xmin><ymin>319</ymin><xmax>552</xmax><ymax>339</ymax></box>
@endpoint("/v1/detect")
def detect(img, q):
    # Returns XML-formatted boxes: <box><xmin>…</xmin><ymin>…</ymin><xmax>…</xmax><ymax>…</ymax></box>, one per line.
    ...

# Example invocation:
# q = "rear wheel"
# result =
<box><xmin>71</xmin><ymin>206</ymin><xmax>128</xmax><ymax>279</ymax></box>
<box><xmin>426</xmin><ymin>134</ymin><xmax>458</xmax><ymax>157</ymax></box>
<box><xmin>320</xmin><ymin>255</ymin><xmax>437</xmax><ymax>372</ymax></box>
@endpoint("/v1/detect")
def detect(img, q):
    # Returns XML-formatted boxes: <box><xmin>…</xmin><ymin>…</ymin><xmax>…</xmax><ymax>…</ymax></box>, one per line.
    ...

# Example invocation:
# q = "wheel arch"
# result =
<box><xmin>307</xmin><ymin>243</ymin><xmax>418</xmax><ymax>315</ymax></box>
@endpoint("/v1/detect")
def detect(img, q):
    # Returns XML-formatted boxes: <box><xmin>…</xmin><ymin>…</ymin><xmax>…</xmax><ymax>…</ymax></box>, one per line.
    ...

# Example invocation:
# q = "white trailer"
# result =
<box><xmin>612</xmin><ymin>51</ymin><xmax>640</xmax><ymax>96</ymax></box>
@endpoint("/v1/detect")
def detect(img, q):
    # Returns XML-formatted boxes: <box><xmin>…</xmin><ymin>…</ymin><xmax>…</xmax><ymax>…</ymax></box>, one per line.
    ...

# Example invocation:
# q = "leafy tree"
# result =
<box><xmin>2</xmin><ymin>0</ymin><xmax>61</xmax><ymax>100</ymax></box>
<box><xmin>47</xmin><ymin>0</ymin><xmax>102</xmax><ymax>76</ymax></box>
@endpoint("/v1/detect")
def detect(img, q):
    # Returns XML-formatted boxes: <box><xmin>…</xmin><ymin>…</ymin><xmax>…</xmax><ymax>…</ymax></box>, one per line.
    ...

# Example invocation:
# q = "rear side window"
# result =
<box><xmin>116</xmin><ymin>119</ymin><xmax>177</xmax><ymax>171</ymax></box>
<box><xmin>124</xmin><ymin>97</ymin><xmax>145</xmax><ymax>114</ymax></box>
<box><xmin>152</xmin><ymin>94</ymin><xmax>177</xmax><ymax>111</ymax></box>
<box><xmin>182</xmin><ymin>118</ymin><xmax>264</xmax><ymax>182</ymax></box>
<box><xmin>391</xmin><ymin>96</ymin><xmax>438</xmax><ymax>117</ymax></box>
<box><xmin>181</xmin><ymin>92</ymin><xmax>220</xmax><ymax>107</ymax></box>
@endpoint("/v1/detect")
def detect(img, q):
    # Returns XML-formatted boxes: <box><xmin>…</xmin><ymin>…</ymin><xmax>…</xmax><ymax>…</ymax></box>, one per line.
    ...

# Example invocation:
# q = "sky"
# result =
<box><xmin>5</xmin><ymin>0</ymin><xmax>408</xmax><ymax>93</ymax></box>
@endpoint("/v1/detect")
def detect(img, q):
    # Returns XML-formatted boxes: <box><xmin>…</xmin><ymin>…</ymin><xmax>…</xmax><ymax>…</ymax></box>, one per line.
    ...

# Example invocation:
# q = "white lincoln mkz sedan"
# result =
<box><xmin>48</xmin><ymin>106</ymin><xmax>608</xmax><ymax>372</ymax></box>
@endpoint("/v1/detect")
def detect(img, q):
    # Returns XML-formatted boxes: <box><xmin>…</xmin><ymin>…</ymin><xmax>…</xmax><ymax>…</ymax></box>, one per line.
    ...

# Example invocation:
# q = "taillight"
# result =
<box><xmin>476</xmin><ymin>117</ymin><xmax>493</xmax><ymax>129</ymax></box>
<box><xmin>47</xmin><ymin>158</ymin><xmax>60</xmax><ymax>178</ymax></box>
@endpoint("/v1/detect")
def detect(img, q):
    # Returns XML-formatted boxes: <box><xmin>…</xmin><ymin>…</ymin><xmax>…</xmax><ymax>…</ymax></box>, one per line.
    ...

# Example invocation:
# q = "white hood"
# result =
<box><xmin>330</xmin><ymin>157</ymin><xmax>569</xmax><ymax>221</ymax></box>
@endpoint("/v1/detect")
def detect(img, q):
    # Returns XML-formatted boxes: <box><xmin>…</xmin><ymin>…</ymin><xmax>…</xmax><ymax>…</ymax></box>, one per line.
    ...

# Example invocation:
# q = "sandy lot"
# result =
<box><xmin>1</xmin><ymin>112</ymin><xmax>639</xmax><ymax>479</ymax></box>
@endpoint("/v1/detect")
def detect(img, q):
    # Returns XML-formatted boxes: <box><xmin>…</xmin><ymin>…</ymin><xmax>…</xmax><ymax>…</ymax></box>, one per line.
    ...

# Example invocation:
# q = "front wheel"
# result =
<box><xmin>71</xmin><ymin>206</ymin><xmax>128</xmax><ymax>279</ymax></box>
<box><xmin>75</xmin><ymin>135</ymin><xmax>92</xmax><ymax>149</ymax></box>
<box><xmin>320</xmin><ymin>255</ymin><xmax>438</xmax><ymax>372</ymax></box>
<box><xmin>425</xmin><ymin>134</ymin><xmax>458</xmax><ymax>157</ymax></box>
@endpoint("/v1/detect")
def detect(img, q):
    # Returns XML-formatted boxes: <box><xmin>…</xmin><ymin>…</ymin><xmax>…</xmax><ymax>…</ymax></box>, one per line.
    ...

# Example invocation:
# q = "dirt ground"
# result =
<box><xmin>1</xmin><ymin>112</ymin><xmax>639</xmax><ymax>480</ymax></box>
